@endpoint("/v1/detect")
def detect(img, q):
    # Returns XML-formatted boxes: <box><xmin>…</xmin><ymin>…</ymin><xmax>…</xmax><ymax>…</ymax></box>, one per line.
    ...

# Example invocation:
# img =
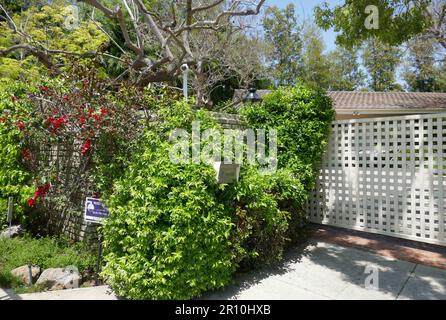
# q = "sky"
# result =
<box><xmin>264</xmin><ymin>0</ymin><xmax>343</xmax><ymax>52</ymax></box>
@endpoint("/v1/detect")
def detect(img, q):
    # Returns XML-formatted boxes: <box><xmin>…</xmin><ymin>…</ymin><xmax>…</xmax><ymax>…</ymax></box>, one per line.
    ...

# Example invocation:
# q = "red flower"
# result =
<box><xmin>39</xmin><ymin>86</ymin><xmax>49</xmax><ymax>93</ymax></box>
<box><xmin>79</xmin><ymin>116</ymin><xmax>85</xmax><ymax>126</ymax></box>
<box><xmin>34</xmin><ymin>183</ymin><xmax>50</xmax><ymax>199</ymax></box>
<box><xmin>34</xmin><ymin>188</ymin><xmax>42</xmax><ymax>198</ymax></box>
<box><xmin>27</xmin><ymin>198</ymin><xmax>36</xmax><ymax>207</ymax></box>
<box><xmin>16</xmin><ymin>121</ymin><xmax>26</xmax><ymax>131</ymax></box>
<box><xmin>88</xmin><ymin>108</ymin><xmax>94</xmax><ymax>117</ymax></box>
<box><xmin>48</xmin><ymin>116</ymin><xmax>68</xmax><ymax>132</ymax></box>
<box><xmin>28</xmin><ymin>183</ymin><xmax>50</xmax><ymax>207</ymax></box>
<box><xmin>100</xmin><ymin>107</ymin><xmax>108</xmax><ymax>116</ymax></box>
<box><xmin>21</xmin><ymin>149</ymin><xmax>32</xmax><ymax>161</ymax></box>
<box><xmin>81</xmin><ymin>139</ymin><xmax>91</xmax><ymax>156</ymax></box>
<box><xmin>63</xmin><ymin>95</ymin><xmax>70</xmax><ymax>102</ymax></box>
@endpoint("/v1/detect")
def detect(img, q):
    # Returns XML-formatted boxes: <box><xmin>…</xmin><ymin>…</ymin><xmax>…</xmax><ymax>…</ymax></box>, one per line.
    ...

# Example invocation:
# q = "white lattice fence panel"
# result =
<box><xmin>307</xmin><ymin>113</ymin><xmax>446</xmax><ymax>246</ymax></box>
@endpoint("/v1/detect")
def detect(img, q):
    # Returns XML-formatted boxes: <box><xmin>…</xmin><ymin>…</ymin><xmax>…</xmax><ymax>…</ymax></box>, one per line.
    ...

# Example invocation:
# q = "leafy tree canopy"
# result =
<box><xmin>0</xmin><ymin>0</ymin><xmax>108</xmax><ymax>83</ymax></box>
<box><xmin>315</xmin><ymin>0</ymin><xmax>434</xmax><ymax>48</ymax></box>
<box><xmin>362</xmin><ymin>37</ymin><xmax>403</xmax><ymax>91</ymax></box>
<box><xmin>263</xmin><ymin>4</ymin><xmax>303</xmax><ymax>86</ymax></box>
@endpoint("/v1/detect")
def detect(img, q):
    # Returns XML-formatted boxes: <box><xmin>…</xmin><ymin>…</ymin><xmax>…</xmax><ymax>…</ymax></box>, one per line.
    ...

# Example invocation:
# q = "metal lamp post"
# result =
<box><xmin>181</xmin><ymin>64</ymin><xmax>189</xmax><ymax>101</ymax></box>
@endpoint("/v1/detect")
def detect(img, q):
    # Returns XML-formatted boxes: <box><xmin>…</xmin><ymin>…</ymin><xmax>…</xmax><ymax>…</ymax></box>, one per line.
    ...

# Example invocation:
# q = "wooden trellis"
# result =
<box><xmin>307</xmin><ymin>113</ymin><xmax>446</xmax><ymax>246</ymax></box>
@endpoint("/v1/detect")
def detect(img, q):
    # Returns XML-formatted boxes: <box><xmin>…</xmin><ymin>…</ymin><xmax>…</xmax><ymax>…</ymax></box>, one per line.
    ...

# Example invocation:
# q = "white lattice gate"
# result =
<box><xmin>307</xmin><ymin>113</ymin><xmax>446</xmax><ymax>246</ymax></box>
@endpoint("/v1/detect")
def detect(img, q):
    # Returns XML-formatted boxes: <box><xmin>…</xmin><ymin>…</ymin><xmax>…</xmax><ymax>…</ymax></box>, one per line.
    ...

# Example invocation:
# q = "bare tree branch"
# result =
<box><xmin>0</xmin><ymin>44</ymin><xmax>57</xmax><ymax>70</ymax></box>
<box><xmin>2</xmin><ymin>0</ymin><xmax>267</xmax><ymax>105</ymax></box>
<box><xmin>80</xmin><ymin>0</ymin><xmax>142</xmax><ymax>55</ymax></box>
<box><xmin>192</xmin><ymin>0</ymin><xmax>225</xmax><ymax>14</ymax></box>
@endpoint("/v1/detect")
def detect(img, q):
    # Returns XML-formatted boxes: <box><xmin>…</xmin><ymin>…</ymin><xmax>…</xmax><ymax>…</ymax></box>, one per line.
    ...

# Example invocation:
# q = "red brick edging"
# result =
<box><xmin>310</xmin><ymin>224</ymin><xmax>446</xmax><ymax>270</ymax></box>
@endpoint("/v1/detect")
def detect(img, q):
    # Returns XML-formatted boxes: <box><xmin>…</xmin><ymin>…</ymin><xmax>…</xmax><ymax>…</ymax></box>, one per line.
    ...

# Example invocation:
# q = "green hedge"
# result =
<box><xmin>101</xmin><ymin>86</ymin><xmax>334</xmax><ymax>300</ymax></box>
<box><xmin>241</xmin><ymin>85</ymin><xmax>335</xmax><ymax>188</ymax></box>
<box><xmin>232</xmin><ymin>86</ymin><xmax>334</xmax><ymax>266</ymax></box>
<box><xmin>101</xmin><ymin>101</ymin><xmax>235</xmax><ymax>299</ymax></box>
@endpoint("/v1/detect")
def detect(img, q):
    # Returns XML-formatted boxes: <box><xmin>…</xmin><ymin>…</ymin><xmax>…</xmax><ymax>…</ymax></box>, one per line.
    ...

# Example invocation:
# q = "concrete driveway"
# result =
<box><xmin>204</xmin><ymin>240</ymin><xmax>446</xmax><ymax>300</ymax></box>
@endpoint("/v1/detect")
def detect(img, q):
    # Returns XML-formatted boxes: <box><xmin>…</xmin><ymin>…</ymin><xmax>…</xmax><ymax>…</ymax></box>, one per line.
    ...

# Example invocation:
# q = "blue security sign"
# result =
<box><xmin>84</xmin><ymin>198</ymin><xmax>109</xmax><ymax>224</ymax></box>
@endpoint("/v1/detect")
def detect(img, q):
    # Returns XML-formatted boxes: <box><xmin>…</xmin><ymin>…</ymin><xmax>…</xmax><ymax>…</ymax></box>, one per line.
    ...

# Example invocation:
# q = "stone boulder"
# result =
<box><xmin>0</xmin><ymin>225</ymin><xmax>23</xmax><ymax>238</ymax></box>
<box><xmin>11</xmin><ymin>265</ymin><xmax>41</xmax><ymax>284</ymax></box>
<box><xmin>36</xmin><ymin>267</ymin><xmax>81</xmax><ymax>290</ymax></box>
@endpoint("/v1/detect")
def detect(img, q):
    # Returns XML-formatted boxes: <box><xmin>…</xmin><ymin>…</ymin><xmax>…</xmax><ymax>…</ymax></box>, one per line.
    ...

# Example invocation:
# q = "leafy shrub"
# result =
<box><xmin>220</xmin><ymin>167</ymin><xmax>306</xmax><ymax>268</ymax></box>
<box><xmin>0</xmin><ymin>81</ymin><xmax>35</xmax><ymax>229</ymax></box>
<box><xmin>241</xmin><ymin>85</ymin><xmax>334</xmax><ymax>188</ymax></box>
<box><xmin>226</xmin><ymin>85</ymin><xmax>334</xmax><ymax>267</ymax></box>
<box><xmin>98</xmin><ymin>85</ymin><xmax>334</xmax><ymax>299</ymax></box>
<box><xmin>0</xmin><ymin>235</ymin><xmax>96</xmax><ymax>288</ymax></box>
<box><xmin>101</xmin><ymin>101</ymin><xmax>235</xmax><ymax>300</ymax></box>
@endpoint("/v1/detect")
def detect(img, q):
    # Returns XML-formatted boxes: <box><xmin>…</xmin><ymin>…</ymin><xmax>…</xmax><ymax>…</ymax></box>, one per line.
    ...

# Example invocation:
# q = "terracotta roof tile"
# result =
<box><xmin>328</xmin><ymin>91</ymin><xmax>446</xmax><ymax>110</ymax></box>
<box><xmin>233</xmin><ymin>90</ymin><xmax>446</xmax><ymax>110</ymax></box>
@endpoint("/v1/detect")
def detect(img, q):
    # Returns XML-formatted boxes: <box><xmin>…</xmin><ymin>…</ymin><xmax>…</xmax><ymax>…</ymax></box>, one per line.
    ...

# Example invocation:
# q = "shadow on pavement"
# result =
<box><xmin>0</xmin><ymin>288</ymin><xmax>22</xmax><ymax>300</ymax></box>
<box><xmin>203</xmin><ymin>238</ymin><xmax>446</xmax><ymax>300</ymax></box>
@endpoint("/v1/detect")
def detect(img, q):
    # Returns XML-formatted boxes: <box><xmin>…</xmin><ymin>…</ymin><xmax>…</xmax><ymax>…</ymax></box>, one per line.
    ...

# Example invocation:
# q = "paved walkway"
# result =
<box><xmin>0</xmin><ymin>286</ymin><xmax>118</xmax><ymax>300</ymax></box>
<box><xmin>2</xmin><ymin>238</ymin><xmax>446</xmax><ymax>300</ymax></box>
<box><xmin>312</xmin><ymin>225</ymin><xmax>446</xmax><ymax>270</ymax></box>
<box><xmin>204</xmin><ymin>240</ymin><xmax>446</xmax><ymax>300</ymax></box>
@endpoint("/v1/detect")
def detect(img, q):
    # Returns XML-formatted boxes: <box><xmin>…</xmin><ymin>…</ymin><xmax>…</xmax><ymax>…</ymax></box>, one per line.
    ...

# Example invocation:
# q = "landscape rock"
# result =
<box><xmin>11</xmin><ymin>265</ymin><xmax>41</xmax><ymax>284</ymax></box>
<box><xmin>36</xmin><ymin>267</ymin><xmax>81</xmax><ymax>290</ymax></box>
<box><xmin>0</xmin><ymin>225</ymin><xmax>23</xmax><ymax>238</ymax></box>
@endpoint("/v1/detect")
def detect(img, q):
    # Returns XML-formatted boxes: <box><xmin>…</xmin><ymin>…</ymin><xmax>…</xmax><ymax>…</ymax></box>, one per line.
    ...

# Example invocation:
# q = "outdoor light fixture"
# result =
<box><xmin>181</xmin><ymin>63</ymin><xmax>189</xmax><ymax>101</ymax></box>
<box><xmin>243</xmin><ymin>88</ymin><xmax>262</xmax><ymax>103</ymax></box>
<box><xmin>213</xmin><ymin>162</ymin><xmax>241</xmax><ymax>184</ymax></box>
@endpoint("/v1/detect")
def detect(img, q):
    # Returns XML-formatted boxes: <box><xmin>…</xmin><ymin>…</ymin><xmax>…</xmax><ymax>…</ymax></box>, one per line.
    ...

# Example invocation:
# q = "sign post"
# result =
<box><xmin>95</xmin><ymin>234</ymin><xmax>103</xmax><ymax>286</ymax></box>
<box><xmin>84</xmin><ymin>197</ymin><xmax>109</xmax><ymax>285</ymax></box>
<box><xmin>7</xmin><ymin>197</ymin><xmax>13</xmax><ymax>238</ymax></box>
